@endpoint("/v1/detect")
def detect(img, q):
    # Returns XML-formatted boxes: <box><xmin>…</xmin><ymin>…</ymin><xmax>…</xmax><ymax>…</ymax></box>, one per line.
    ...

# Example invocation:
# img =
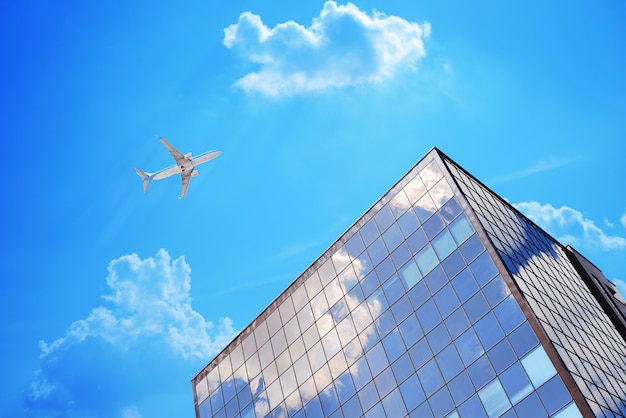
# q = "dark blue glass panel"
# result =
<box><xmin>409</xmin><ymin>402</ymin><xmax>434</xmax><ymax>418</ymax></box>
<box><xmin>464</xmin><ymin>292</ymin><xmax>489</xmax><ymax>323</ymax></box>
<box><xmin>374</xmin><ymin>309</ymin><xmax>395</xmax><ymax>338</ymax></box>
<box><xmin>304</xmin><ymin>396</ymin><xmax>323</xmax><ymax>418</ymax></box>
<box><xmin>352</xmin><ymin>356</ymin><xmax>372</xmax><ymax>390</ymax></box>
<box><xmin>341</xmin><ymin>395</ymin><xmax>362</xmax><ymax>417</ymax></box>
<box><xmin>399</xmin><ymin>314</ymin><xmax>423</xmax><ymax>348</ymax></box>
<box><xmin>383</xmin><ymin>223</ymin><xmax>404</xmax><ymax>252</ymax></box>
<box><xmin>336</xmin><ymin>372</ymin><xmax>356</xmax><ymax>403</ymax></box>
<box><xmin>237</xmin><ymin>387</ymin><xmax>252</xmax><ymax>411</ymax></box>
<box><xmin>382</xmin><ymin>388</ymin><xmax>408</xmax><ymax>417</ymax></box>
<box><xmin>427</xmin><ymin>323</ymin><xmax>451</xmax><ymax>355</ymax></box>
<box><xmin>467</xmin><ymin>356</ymin><xmax>496</xmax><ymax>390</ymax></box>
<box><xmin>391</xmin><ymin>353</ymin><xmax>414</xmax><ymax>384</ymax></box>
<box><xmin>366</xmin><ymin>342</ymin><xmax>390</xmax><ymax>377</ymax></box>
<box><xmin>358</xmin><ymin>381</ymin><xmax>378</xmax><ymax>413</ymax></box>
<box><xmin>320</xmin><ymin>385</ymin><xmax>340</xmax><ymax>416</ymax></box>
<box><xmin>458</xmin><ymin>394</ymin><xmax>487</xmax><ymax>418</ymax></box>
<box><xmin>455</xmin><ymin>328</ymin><xmax>483</xmax><ymax>366</ymax></box>
<box><xmin>416</xmin><ymin>299</ymin><xmax>442</xmax><ymax>333</ymax></box>
<box><xmin>382</xmin><ymin>330</ymin><xmax>405</xmax><ymax>363</ymax></box>
<box><xmin>222</xmin><ymin>378</ymin><xmax>236</xmax><ymax>403</ymax></box>
<box><xmin>346</xmin><ymin>233</ymin><xmax>365</xmax><ymax>259</ymax></box>
<box><xmin>391</xmin><ymin>295</ymin><xmax>412</xmax><ymax>323</ymax></box>
<box><xmin>440</xmin><ymin>197</ymin><xmax>462</xmax><ymax>223</ymax></box>
<box><xmin>409</xmin><ymin>338</ymin><xmax>432</xmax><ymax>370</ymax></box>
<box><xmin>483</xmin><ymin>276</ymin><xmax>509</xmax><ymax>307</ymax></box>
<box><xmin>445</xmin><ymin>307</ymin><xmax>470</xmax><ymax>339</ymax></box>
<box><xmin>374</xmin><ymin>367</ymin><xmax>397</xmax><ymax>398</ymax></box>
<box><xmin>198</xmin><ymin>399</ymin><xmax>212</xmax><ymax>418</ymax></box>
<box><xmin>374</xmin><ymin>204</ymin><xmax>395</xmax><ymax>232</ymax></box>
<box><xmin>500</xmin><ymin>363</ymin><xmax>533</xmax><ymax>405</ymax></box>
<box><xmin>436</xmin><ymin>343</ymin><xmax>464</xmax><ymax>380</ymax></box>
<box><xmin>514</xmin><ymin>393</ymin><xmax>547</xmax><ymax>418</ymax></box>
<box><xmin>361</xmin><ymin>272</ymin><xmax>380</xmax><ymax>297</ymax></box>
<box><xmin>391</xmin><ymin>243</ymin><xmax>411</xmax><ymax>270</ymax></box>
<box><xmin>487</xmin><ymin>339</ymin><xmax>517</xmax><ymax>374</ymax></box>
<box><xmin>449</xmin><ymin>370</ymin><xmax>474</xmax><ymax>405</ymax></box>
<box><xmin>459</xmin><ymin>234</ymin><xmax>484</xmax><ymax>264</ymax></box>
<box><xmin>360</xmin><ymin>219</ymin><xmax>379</xmax><ymax>246</ymax></box>
<box><xmin>451</xmin><ymin>268</ymin><xmax>479</xmax><ymax>302</ymax></box>
<box><xmin>418</xmin><ymin>359</ymin><xmax>444</xmax><ymax>396</ymax></box>
<box><xmin>212</xmin><ymin>407</ymin><xmax>225</xmax><ymax>418</ymax></box>
<box><xmin>469</xmin><ymin>252</ymin><xmax>499</xmax><ymax>286</ymax></box>
<box><xmin>407</xmin><ymin>228</ymin><xmax>428</xmax><ymax>255</ymax></box>
<box><xmin>429</xmin><ymin>386</ymin><xmax>454</xmax><ymax>418</ymax></box>
<box><xmin>375</xmin><ymin>257</ymin><xmax>395</xmax><ymax>284</ymax></box>
<box><xmin>368</xmin><ymin>237</ymin><xmax>388</xmax><ymax>266</ymax></box>
<box><xmin>399</xmin><ymin>208</ymin><xmax>420</xmax><ymax>237</ymax></box>
<box><xmin>494</xmin><ymin>296</ymin><xmax>525</xmax><ymax>334</ymax></box>
<box><xmin>408</xmin><ymin>280</ymin><xmax>430</xmax><ymax>309</ymax></box>
<box><xmin>211</xmin><ymin>390</ymin><xmax>224</xmax><ymax>413</ymax></box>
<box><xmin>240</xmin><ymin>403</ymin><xmax>254</xmax><ymax>418</ymax></box>
<box><xmin>400</xmin><ymin>374</ymin><xmax>426</xmax><ymax>412</ymax></box>
<box><xmin>474</xmin><ymin>312</ymin><xmax>504</xmax><ymax>350</ymax></box>
<box><xmin>442</xmin><ymin>250</ymin><xmax>465</xmax><ymax>279</ymax></box>
<box><xmin>424</xmin><ymin>212</ymin><xmax>445</xmax><ymax>239</ymax></box>
<box><xmin>537</xmin><ymin>375</ymin><xmax>572</xmax><ymax>415</ymax></box>
<box><xmin>508</xmin><ymin>322</ymin><xmax>538</xmax><ymax>357</ymax></box>
<box><xmin>424</xmin><ymin>265</ymin><xmax>448</xmax><ymax>295</ymax></box>
<box><xmin>433</xmin><ymin>283</ymin><xmax>460</xmax><ymax>319</ymax></box>
<box><xmin>383</xmin><ymin>275</ymin><xmax>405</xmax><ymax>304</ymax></box>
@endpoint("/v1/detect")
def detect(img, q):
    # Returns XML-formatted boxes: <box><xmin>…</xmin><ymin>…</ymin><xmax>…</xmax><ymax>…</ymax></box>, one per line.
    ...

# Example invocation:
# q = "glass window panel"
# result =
<box><xmin>513</xmin><ymin>393</ymin><xmax>546</xmax><ymax>418</ymax></box>
<box><xmin>271</xmin><ymin>328</ymin><xmax>288</xmax><ymax>356</ymax></box>
<box><xmin>509</xmin><ymin>322</ymin><xmax>538</xmax><ymax>358</ymax></box>
<box><xmin>391</xmin><ymin>352</ymin><xmax>414</xmax><ymax>384</ymax></box>
<box><xmin>537</xmin><ymin>375</ymin><xmax>572</xmax><ymax>415</ymax></box>
<box><xmin>361</xmin><ymin>272</ymin><xmax>380</xmax><ymax>297</ymax></box>
<box><xmin>417</xmin><ymin>358</ymin><xmax>444</xmax><ymax>396</ymax></box>
<box><xmin>308</xmin><ymin>341</ymin><xmax>327</xmax><ymax>373</ymax></box>
<box><xmin>258</xmin><ymin>342</ymin><xmax>274</xmax><ymax>370</ymax></box>
<box><xmin>322</xmin><ymin>328</ymin><xmax>342</xmax><ymax>360</ymax></box>
<box><xmin>440</xmin><ymin>197</ymin><xmax>462</xmax><ymax>224</ymax></box>
<box><xmin>459</xmin><ymin>234</ymin><xmax>484</xmax><ymax>263</ymax></box>
<box><xmin>254</xmin><ymin>322</ymin><xmax>270</xmax><ymax>349</ymax></box>
<box><xmin>353</xmin><ymin>251</ymin><xmax>373</xmax><ymax>280</ymax></box>
<box><xmin>366</xmin><ymin>341</ymin><xmax>390</xmax><ymax>377</ymax></box>
<box><xmin>424</xmin><ymin>265</ymin><xmax>448</xmax><ymax>294</ymax></box>
<box><xmin>210</xmin><ymin>388</ymin><xmax>224</xmax><ymax>413</ymax></box>
<box><xmin>374</xmin><ymin>367</ymin><xmax>397</xmax><ymax>398</ymax></box>
<box><xmin>285</xmin><ymin>391</ymin><xmax>302</xmax><ymax>414</ymax></box>
<box><xmin>409</xmin><ymin>338</ymin><xmax>433</xmax><ymax>370</ymax></box>
<box><xmin>314</xmin><ymin>364</ymin><xmax>332</xmax><ymax>393</ymax></box>
<box><xmin>374</xmin><ymin>204</ymin><xmax>395</xmax><ymax>232</ymax></box>
<box><xmin>292</xmin><ymin>285</ymin><xmax>309</xmax><ymax>312</ymax></box>
<box><xmin>330</xmin><ymin>298</ymin><xmax>349</xmax><ymax>325</ymax></box>
<box><xmin>444</xmin><ymin>307</ymin><xmax>470</xmax><ymax>339</ymax></box>
<box><xmin>391</xmin><ymin>295</ymin><xmax>413</xmax><ymax>323</ymax></box>
<box><xmin>289</xmin><ymin>337</ymin><xmax>306</xmax><ymax>364</ymax></box>
<box><xmin>434</xmin><ymin>283</ymin><xmax>460</xmax><ymax>319</ymax></box>
<box><xmin>455</xmin><ymin>328</ymin><xmax>484</xmax><ymax>366</ymax></box>
<box><xmin>336</xmin><ymin>315</ymin><xmax>357</xmax><ymax>346</ymax></box>
<box><xmin>500</xmin><ymin>362</ymin><xmax>533</xmax><ymax>405</ymax></box>
<box><xmin>410</xmin><ymin>401</ymin><xmax>434</xmax><ymax>418</ymax></box>
<box><xmin>468</xmin><ymin>356</ymin><xmax>496</xmax><ymax>390</ymax></box>
<box><xmin>553</xmin><ymin>402</ymin><xmax>583</xmax><ymax>418</ymax></box>
<box><xmin>429</xmin><ymin>178</ymin><xmax>454</xmax><ymax>209</ymax></box>
<box><xmin>451</xmin><ymin>268</ymin><xmax>479</xmax><ymax>302</ymax></box>
<box><xmin>493</xmin><ymin>296</ymin><xmax>525</xmax><ymax>334</ymax></box>
<box><xmin>311</xmin><ymin>291</ymin><xmax>329</xmax><ymax>320</ymax></box>
<box><xmin>382</xmin><ymin>388</ymin><xmax>408</xmax><ymax>417</ymax></box>
<box><xmin>437</xmin><ymin>343</ymin><xmax>464</xmax><ymax>381</ymax></box>
<box><xmin>398</xmin><ymin>208</ymin><xmax>420</xmax><ymax>237</ymax></box>
<box><xmin>383</xmin><ymin>223</ymin><xmax>404</xmax><ymax>252</ymax></box>
<box><xmin>458</xmin><ymin>394</ymin><xmax>488</xmax><ymax>418</ymax></box>
<box><xmin>450</xmin><ymin>215</ymin><xmax>474</xmax><ymax>244</ymax></box>
<box><xmin>276</xmin><ymin>351</ymin><xmax>292</xmax><ymax>376</ymax></box>
<box><xmin>414</xmin><ymin>193</ymin><xmax>437</xmax><ymax>223</ymax></box>
<box><xmin>417</xmin><ymin>299</ymin><xmax>442</xmax><ymax>333</ymax></box>
<box><xmin>483</xmin><ymin>275</ymin><xmax>510</xmax><ymax>308</ymax></box>
<box><xmin>303</xmin><ymin>323</ymin><xmax>320</xmax><ymax>351</ymax></box>
<box><xmin>198</xmin><ymin>398</ymin><xmax>212</xmax><ymax>418</ymax></box>
<box><xmin>324</xmin><ymin>279</ymin><xmax>344</xmax><ymax>310</ymax></box>
<box><xmin>487</xmin><ymin>339</ymin><xmax>517</xmax><ymax>374</ymax></box>
<box><xmin>404</xmin><ymin>176</ymin><xmax>427</xmax><ymax>204</ymax></box>
<box><xmin>427</xmin><ymin>323</ymin><xmax>451</xmax><ymax>355</ymax></box>
<box><xmin>331</xmin><ymin>247</ymin><xmax>351</xmax><ymax>276</ymax></box>
<box><xmin>367</xmin><ymin>289</ymin><xmax>388</xmax><ymax>319</ymax></box>
<box><xmin>407</xmin><ymin>227</ymin><xmax>428</xmax><ymax>254</ymax></box>
<box><xmin>441</xmin><ymin>250</ymin><xmax>465</xmax><ymax>279</ymax></box>
<box><xmin>318</xmin><ymin>258</ymin><xmax>337</xmax><ymax>287</ymax></box>
<box><xmin>225</xmin><ymin>395</ymin><xmax>240</xmax><ymax>418</ymax></box>
<box><xmin>358</xmin><ymin>380</ymin><xmax>379</xmax><ymax>413</ymax></box>
<box><xmin>328</xmin><ymin>351</ymin><xmax>348</xmax><ymax>380</ymax></box>
<box><xmin>368</xmin><ymin>237</ymin><xmax>388</xmax><ymax>266</ymax></box>
<box><xmin>521</xmin><ymin>346</ymin><xmax>557</xmax><ymax>388</ymax></box>
<box><xmin>266</xmin><ymin>310</ymin><xmax>282</xmax><ymax>337</ymax></box>
<box><xmin>246</xmin><ymin>352</ymin><xmax>261</xmax><ymax>379</ymax></box>
<box><xmin>360</xmin><ymin>219</ymin><xmax>380</xmax><ymax>246</ymax></box>
<box><xmin>338</xmin><ymin>265</ymin><xmax>359</xmax><ymax>293</ymax></box>
<box><xmin>478</xmin><ymin>379</ymin><xmax>511</xmax><ymax>418</ymax></box>
<box><xmin>449</xmin><ymin>370</ymin><xmax>474</xmax><ymax>405</ymax></box>
<box><xmin>304</xmin><ymin>396</ymin><xmax>323</xmax><ymax>418</ymax></box>
<box><xmin>351</xmin><ymin>356</ymin><xmax>372</xmax><ymax>390</ymax></box>
<box><xmin>230</xmin><ymin>344</ymin><xmax>245</xmax><ymax>374</ymax></box>
<box><xmin>429</xmin><ymin>386</ymin><xmax>455</xmax><ymax>418</ymax></box>
<box><xmin>400</xmin><ymin>260</ymin><xmax>422</xmax><ymax>290</ymax></box>
<box><xmin>237</xmin><ymin>385</ymin><xmax>253</xmax><ymax>410</ymax></box>
<box><xmin>399</xmin><ymin>313</ymin><xmax>423</xmax><ymax>348</ymax></box>
<box><xmin>383</xmin><ymin>275</ymin><xmax>405</xmax><ymax>304</ymax></box>
<box><xmin>420</xmin><ymin>161</ymin><xmax>444</xmax><ymax>188</ymax></box>
<box><xmin>391</xmin><ymin>242</ymin><xmax>411</xmax><ymax>269</ymax></box>
<box><xmin>320</xmin><ymin>384</ymin><xmax>340</xmax><ymax>416</ymax></box>
<box><xmin>336</xmin><ymin>371</ymin><xmax>356</xmax><ymax>404</ymax></box>
<box><xmin>375</xmin><ymin>257</ymin><xmax>395</xmax><ymax>284</ymax></box>
<box><xmin>305</xmin><ymin>271</ymin><xmax>323</xmax><ymax>299</ymax></box>
<box><xmin>342</xmin><ymin>394</ymin><xmax>362</xmax><ymax>416</ymax></box>
<box><xmin>416</xmin><ymin>245</ymin><xmax>439</xmax><ymax>276</ymax></box>
<box><xmin>424</xmin><ymin>213</ymin><xmax>445</xmax><ymax>239</ymax></box>
<box><xmin>390</xmin><ymin>189</ymin><xmax>412</xmax><ymax>218</ymax></box>
<box><xmin>408</xmin><ymin>280</ymin><xmax>430</xmax><ymax>309</ymax></box>
<box><xmin>433</xmin><ymin>230</ymin><xmax>456</xmax><ymax>261</ymax></box>
<box><xmin>464</xmin><ymin>291</ymin><xmax>489</xmax><ymax>323</ymax></box>
<box><xmin>474</xmin><ymin>312</ymin><xmax>504</xmax><ymax>351</ymax></box>
<box><xmin>470</xmin><ymin>252</ymin><xmax>499</xmax><ymax>286</ymax></box>
<box><xmin>381</xmin><ymin>329</ymin><xmax>405</xmax><ymax>363</ymax></box>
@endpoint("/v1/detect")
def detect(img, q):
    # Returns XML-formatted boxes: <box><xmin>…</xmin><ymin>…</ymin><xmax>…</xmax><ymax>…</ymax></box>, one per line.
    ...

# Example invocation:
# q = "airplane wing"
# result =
<box><xmin>180</xmin><ymin>174</ymin><xmax>191</xmax><ymax>199</ymax></box>
<box><xmin>159</xmin><ymin>137</ymin><xmax>186</xmax><ymax>163</ymax></box>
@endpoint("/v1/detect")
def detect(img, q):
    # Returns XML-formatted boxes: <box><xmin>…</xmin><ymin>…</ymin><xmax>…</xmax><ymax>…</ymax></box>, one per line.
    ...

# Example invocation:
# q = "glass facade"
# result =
<box><xmin>193</xmin><ymin>149</ymin><xmax>625</xmax><ymax>417</ymax></box>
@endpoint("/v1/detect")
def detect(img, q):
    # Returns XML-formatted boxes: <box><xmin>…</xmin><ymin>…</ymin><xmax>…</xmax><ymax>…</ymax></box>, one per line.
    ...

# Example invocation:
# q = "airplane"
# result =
<box><xmin>135</xmin><ymin>137</ymin><xmax>222</xmax><ymax>199</ymax></box>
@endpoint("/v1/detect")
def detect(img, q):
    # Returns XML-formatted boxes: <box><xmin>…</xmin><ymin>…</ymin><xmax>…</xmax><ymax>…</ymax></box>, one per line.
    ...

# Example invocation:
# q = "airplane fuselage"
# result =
<box><xmin>151</xmin><ymin>150</ymin><xmax>221</xmax><ymax>180</ymax></box>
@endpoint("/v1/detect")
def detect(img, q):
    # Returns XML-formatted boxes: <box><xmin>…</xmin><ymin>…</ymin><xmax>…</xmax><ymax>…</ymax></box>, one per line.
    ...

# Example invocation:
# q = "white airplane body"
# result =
<box><xmin>135</xmin><ymin>137</ymin><xmax>221</xmax><ymax>199</ymax></box>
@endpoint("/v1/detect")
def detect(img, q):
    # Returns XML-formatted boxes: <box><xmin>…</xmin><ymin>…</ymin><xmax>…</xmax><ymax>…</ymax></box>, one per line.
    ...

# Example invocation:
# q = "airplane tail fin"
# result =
<box><xmin>135</xmin><ymin>168</ymin><xmax>152</xmax><ymax>193</ymax></box>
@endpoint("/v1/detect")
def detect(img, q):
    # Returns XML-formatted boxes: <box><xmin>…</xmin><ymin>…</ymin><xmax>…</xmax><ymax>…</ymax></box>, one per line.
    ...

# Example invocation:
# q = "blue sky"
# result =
<box><xmin>1</xmin><ymin>1</ymin><xmax>625</xmax><ymax>416</ymax></box>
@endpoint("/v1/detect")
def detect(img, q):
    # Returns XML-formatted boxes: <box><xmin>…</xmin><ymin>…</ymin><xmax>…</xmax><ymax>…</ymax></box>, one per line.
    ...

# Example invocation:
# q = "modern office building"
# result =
<box><xmin>192</xmin><ymin>148</ymin><xmax>626</xmax><ymax>418</ymax></box>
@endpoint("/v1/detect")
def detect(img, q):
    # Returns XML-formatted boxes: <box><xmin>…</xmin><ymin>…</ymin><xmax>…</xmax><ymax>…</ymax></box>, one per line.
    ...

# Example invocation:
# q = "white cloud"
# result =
<box><xmin>513</xmin><ymin>201</ymin><xmax>626</xmax><ymax>251</ymax></box>
<box><xmin>621</xmin><ymin>213</ymin><xmax>626</xmax><ymax>228</ymax></box>
<box><xmin>25</xmin><ymin>249</ymin><xmax>238</xmax><ymax>416</ymax></box>
<box><xmin>223</xmin><ymin>1</ymin><xmax>430</xmax><ymax>96</ymax></box>
<box><xmin>604</xmin><ymin>218</ymin><xmax>614</xmax><ymax>228</ymax></box>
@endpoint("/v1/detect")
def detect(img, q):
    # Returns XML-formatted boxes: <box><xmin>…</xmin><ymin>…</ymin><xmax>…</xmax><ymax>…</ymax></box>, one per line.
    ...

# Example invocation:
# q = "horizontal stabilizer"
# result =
<box><xmin>135</xmin><ymin>168</ymin><xmax>152</xmax><ymax>193</ymax></box>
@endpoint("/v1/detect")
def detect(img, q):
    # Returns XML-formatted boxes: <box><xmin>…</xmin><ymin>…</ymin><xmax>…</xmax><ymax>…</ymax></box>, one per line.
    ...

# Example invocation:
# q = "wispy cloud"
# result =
<box><xmin>24</xmin><ymin>249</ymin><xmax>237</xmax><ymax>417</ymax></box>
<box><xmin>489</xmin><ymin>156</ymin><xmax>580</xmax><ymax>185</ymax></box>
<box><xmin>223</xmin><ymin>1</ymin><xmax>430</xmax><ymax>96</ymax></box>
<box><xmin>621</xmin><ymin>213</ymin><xmax>626</xmax><ymax>228</ymax></box>
<box><xmin>513</xmin><ymin>201</ymin><xmax>626</xmax><ymax>251</ymax></box>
